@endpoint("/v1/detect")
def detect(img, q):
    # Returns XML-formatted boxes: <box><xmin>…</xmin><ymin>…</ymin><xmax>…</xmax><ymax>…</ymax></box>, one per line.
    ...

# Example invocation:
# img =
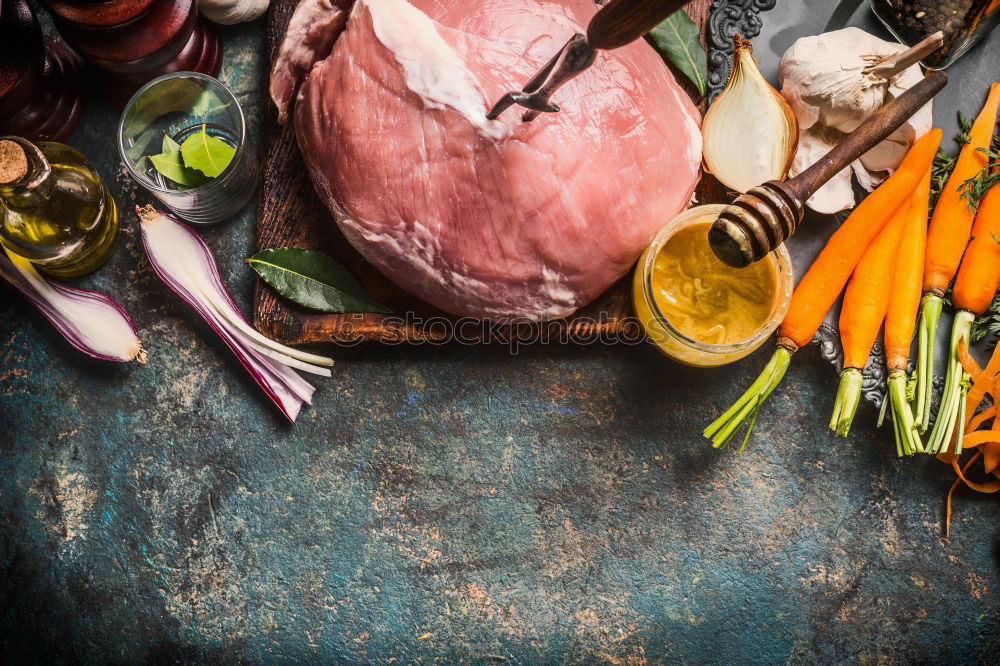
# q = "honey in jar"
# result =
<box><xmin>633</xmin><ymin>205</ymin><xmax>792</xmax><ymax>367</ymax></box>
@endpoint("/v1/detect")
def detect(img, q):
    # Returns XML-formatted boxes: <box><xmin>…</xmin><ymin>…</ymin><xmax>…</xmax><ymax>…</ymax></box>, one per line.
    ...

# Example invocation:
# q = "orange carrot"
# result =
<box><xmin>830</xmin><ymin>188</ymin><xmax>908</xmax><ymax>437</ymax></box>
<box><xmin>928</xmin><ymin>184</ymin><xmax>1000</xmax><ymax>455</ymax></box>
<box><xmin>705</xmin><ymin>130</ymin><xmax>941</xmax><ymax>449</ymax></box>
<box><xmin>923</xmin><ymin>83</ymin><xmax>1000</xmax><ymax>294</ymax></box>
<box><xmin>840</xmin><ymin>217</ymin><xmax>906</xmax><ymax>370</ymax></box>
<box><xmin>779</xmin><ymin>129</ymin><xmax>942</xmax><ymax>349</ymax></box>
<box><xmin>916</xmin><ymin>84</ymin><xmax>1000</xmax><ymax>431</ymax></box>
<box><xmin>879</xmin><ymin>168</ymin><xmax>934</xmax><ymax>454</ymax></box>
<box><xmin>952</xmin><ymin>185</ymin><xmax>1000</xmax><ymax>315</ymax></box>
<box><xmin>884</xmin><ymin>169</ymin><xmax>932</xmax><ymax>373</ymax></box>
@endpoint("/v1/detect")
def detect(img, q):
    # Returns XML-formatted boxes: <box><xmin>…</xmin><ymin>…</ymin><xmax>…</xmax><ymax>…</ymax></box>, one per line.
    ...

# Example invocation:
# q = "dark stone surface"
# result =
<box><xmin>1</xmin><ymin>14</ymin><xmax>998</xmax><ymax>666</ymax></box>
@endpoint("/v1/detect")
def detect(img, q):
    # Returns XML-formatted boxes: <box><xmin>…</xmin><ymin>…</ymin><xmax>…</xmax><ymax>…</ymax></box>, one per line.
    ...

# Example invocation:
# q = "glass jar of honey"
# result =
<box><xmin>632</xmin><ymin>205</ymin><xmax>793</xmax><ymax>367</ymax></box>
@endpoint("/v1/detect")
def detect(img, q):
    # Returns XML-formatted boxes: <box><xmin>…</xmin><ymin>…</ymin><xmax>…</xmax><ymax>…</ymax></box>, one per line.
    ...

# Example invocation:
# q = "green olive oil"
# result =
<box><xmin>0</xmin><ymin>137</ymin><xmax>119</xmax><ymax>278</ymax></box>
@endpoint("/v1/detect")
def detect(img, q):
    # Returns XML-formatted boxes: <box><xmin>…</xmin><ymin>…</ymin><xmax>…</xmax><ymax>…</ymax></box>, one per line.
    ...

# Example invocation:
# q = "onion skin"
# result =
<box><xmin>0</xmin><ymin>248</ymin><xmax>146</xmax><ymax>363</ymax></box>
<box><xmin>137</xmin><ymin>205</ymin><xmax>328</xmax><ymax>422</ymax></box>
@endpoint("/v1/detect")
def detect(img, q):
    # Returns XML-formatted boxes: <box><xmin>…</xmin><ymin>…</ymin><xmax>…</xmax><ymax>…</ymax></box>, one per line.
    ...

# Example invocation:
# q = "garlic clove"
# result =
<box><xmin>851</xmin><ymin>159</ymin><xmax>885</xmax><ymax>193</ymax></box>
<box><xmin>858</xmin><ymin>133</ymin><xmax>910</xmax><ymax>175</ymax></box>
<box><xmin>702</xmin><ymin>36</ymin><xmax>798</xmax><ymax>194</ymax></box>
<box><xmin>778</xmin><ymin>27</ymin><xmax>935</xmax><ymax>214</ymax></box>
<box><xmin>791</xmin><ymin>128</ymin><xmax>856</xmax><ymax>214</ymax></box>
<box><xmin>778</xmin><ymin>72</ymin><xmax>820</xmax><ymax>131</ymax></box>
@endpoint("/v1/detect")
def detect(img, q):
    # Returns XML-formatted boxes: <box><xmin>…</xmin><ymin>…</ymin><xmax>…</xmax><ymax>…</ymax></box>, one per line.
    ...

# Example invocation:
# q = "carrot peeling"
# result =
<box><xmin>966</xmin><ymin>343</ymin><xmax>1000</xmax><ymax>423</ymax></box>
<box><xmin>942</xmin><ymin>359</ymin><xmax>1000</xmax><ymax>536</ymax></box>
<box><xmin>966</xmin><ymin>406</ymin><xmax>995</xmax><ymax>433</ymax></box>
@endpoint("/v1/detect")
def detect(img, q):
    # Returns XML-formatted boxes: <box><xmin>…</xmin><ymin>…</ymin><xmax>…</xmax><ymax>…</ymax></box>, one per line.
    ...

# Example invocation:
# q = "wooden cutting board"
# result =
<box><xmin>254</xmin><ymin>0</ymin><xmax>717</xmax><ymax>345</ymax></box>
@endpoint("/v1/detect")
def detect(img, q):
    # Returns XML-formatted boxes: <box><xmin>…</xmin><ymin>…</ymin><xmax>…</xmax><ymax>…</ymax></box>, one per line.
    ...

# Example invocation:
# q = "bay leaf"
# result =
<box><xmin>248</xmin><ymin>248</ymin><xmax>391</xmax><ymax>314</ymax></box>
<box><xmin>149</xmin><ymin>150</ymin><xmax>209</xmax><ymax>189</ymax></box>
<box><xmin>162</xmin><ymin>133</ymin><xmax>181</xmax><ymax>154</ymax></box>
<box><xmin>180</xmin><ymin>125</ymin><xmax>236</xmax><ymax>178</ymax></box>
<box><xmin>648</xmin><ymin>10</ymin><xmax>708</xmax><ymax>98</ymax></box>
<box><xmin>190</xmin><ymin>90</ymin><xmax>232</xmax><ymax>117</ymax></box>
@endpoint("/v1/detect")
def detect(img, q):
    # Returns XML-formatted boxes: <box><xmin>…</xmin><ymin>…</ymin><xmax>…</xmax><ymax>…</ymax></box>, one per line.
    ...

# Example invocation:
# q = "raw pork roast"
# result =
<box><xmin>271</xmin><ymin>0</ymin><xmax>701</xmax><ymax>321</ymax></box>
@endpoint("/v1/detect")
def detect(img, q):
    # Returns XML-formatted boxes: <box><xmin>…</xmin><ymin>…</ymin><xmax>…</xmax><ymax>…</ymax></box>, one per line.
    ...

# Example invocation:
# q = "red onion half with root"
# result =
<box><xmin>137</xmin><ymin>205</ymin><xmax>333</xmax><ymax>422</ymax></box>
<box><xmin>0</xmin><ymin>247</ymin><xmax>145</xmax><ymax>363</ymax></box>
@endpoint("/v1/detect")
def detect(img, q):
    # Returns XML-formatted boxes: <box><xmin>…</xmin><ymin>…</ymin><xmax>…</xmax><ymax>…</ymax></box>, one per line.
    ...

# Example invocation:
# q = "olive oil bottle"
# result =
<box><xmin>0</xmin><ymin>136</ymin><xmax>119</xmax><ymax>278</ymax></box>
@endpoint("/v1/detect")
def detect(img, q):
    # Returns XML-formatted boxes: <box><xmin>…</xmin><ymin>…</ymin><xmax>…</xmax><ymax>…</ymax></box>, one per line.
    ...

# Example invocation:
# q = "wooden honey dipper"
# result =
<box><xmin>709</xmin><ymin>69</ymin><xmax>948</xmax><ymax>268</ymax></box>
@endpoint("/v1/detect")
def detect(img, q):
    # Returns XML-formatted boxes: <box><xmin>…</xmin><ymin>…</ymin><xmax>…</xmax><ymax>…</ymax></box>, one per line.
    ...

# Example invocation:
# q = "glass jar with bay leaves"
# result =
<box><xmin>117</xmin><ymin>72</ymin><xmax>258</xmax><ymax>225</ymax></box>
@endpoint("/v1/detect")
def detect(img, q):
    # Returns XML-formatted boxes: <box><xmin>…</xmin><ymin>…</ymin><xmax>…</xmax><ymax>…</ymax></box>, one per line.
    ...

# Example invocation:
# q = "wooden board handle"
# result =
<box><xmin>788</xmin><ymin>70</ymin><xmax>948</xmax><ymax>202</ymax></box>
<box><xmin>587</xmin><ymin>0</ymin><xmax>690</xmax><ymax>51</ymax></box>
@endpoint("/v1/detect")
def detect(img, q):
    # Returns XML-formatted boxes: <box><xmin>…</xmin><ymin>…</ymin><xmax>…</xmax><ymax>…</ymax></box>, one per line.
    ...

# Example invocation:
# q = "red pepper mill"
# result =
<box><xmin>0</xmin><ymin>0</ymin><xmax>84</xmax><ymax>141</ymax></box>
<box><xmin>39</xmin><ymin>0</ymin><xmax>222</xmax><ymax>108</ymax></box>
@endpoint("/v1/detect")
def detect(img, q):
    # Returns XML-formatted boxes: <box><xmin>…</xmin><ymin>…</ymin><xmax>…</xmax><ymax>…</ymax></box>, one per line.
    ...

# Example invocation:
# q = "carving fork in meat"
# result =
<box><xmin>487</xmin><ymin>0</ymin><xmax>691</xmax><ymax>122</ymax></box>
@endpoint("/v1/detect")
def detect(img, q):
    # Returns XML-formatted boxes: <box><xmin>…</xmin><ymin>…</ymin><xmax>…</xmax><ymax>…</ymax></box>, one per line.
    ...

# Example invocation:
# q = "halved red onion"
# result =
<box><xmin>0</xmin><ymin>247</ymin><xmax>145</xmax><ymax>363</ymax></box>
<box><xmin>137</xmin><ymin>205</ymin><xmax>332</xmax><ymax>422</ymax></box>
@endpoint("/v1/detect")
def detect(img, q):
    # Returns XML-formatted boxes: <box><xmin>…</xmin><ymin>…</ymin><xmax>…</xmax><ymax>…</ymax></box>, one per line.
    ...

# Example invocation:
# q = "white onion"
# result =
<box><xmin>702</xmin><ymin>37</ymin><xmax>798</xmax><ymax>193</ymax></box>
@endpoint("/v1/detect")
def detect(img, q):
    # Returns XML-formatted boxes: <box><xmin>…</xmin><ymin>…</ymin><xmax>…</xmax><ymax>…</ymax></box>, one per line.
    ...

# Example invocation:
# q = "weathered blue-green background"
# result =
<box><xmin>2</xmin><ymin>16</ymin><xmax>998</xmax><ymax>666</ymax></box>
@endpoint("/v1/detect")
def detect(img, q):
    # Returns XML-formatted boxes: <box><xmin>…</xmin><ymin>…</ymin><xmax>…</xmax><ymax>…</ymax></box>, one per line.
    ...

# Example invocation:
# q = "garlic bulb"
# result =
<box><xmin>702</xmin><ymin>36</ymin><xmax>798</xmax><ymax>194</ymax></box>
<box><xmin>200</xmin><ymin>0</ymin><xmax>269</xmax><ymax>25</ymax></box>
<box><xmin>780</xmin><ymin>28</ymin><xmax>934</xmax><ymax>213</ymax></box>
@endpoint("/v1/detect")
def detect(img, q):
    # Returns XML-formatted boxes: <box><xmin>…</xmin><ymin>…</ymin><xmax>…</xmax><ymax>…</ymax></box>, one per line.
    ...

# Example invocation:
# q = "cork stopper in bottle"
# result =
<box><xmin>0</xmin><ymin>140</ymin><xmax>29</xmax><ymax>186</ymax></box>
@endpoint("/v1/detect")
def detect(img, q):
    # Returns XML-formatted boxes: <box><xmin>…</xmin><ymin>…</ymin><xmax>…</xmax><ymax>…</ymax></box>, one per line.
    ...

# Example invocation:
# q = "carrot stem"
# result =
<box><xmin>830</xmin><ymin>367</ymin><xmax>864</xmax><ymax>437</ymax></box>
<box><xmin>704</xmin><ymin>347</ymin><xmax>792</xmax><ymax>449</ymax></box>
<box><xmin>888</xmin><ymin>370</ymin><xmax>923</xmax><ymax>455</ymax></box>
<box><xmin>914</xmin><ymin>293</ymin><xmax>943</xmax><ymax>432</ymax></box>
<box><xmin>955</xmin><ymin>380</ymin><xmax>969</xmax><ymax>454</ymax></box>
<box><xmin>877</xmin><ymin>385</ymin><xmax>889</xmax><ymax>428</ymax></box>
<box><xmin>891</xmin><ymin>404</ymin><xmax>905</xmax><ymax>458</ymax></box>
<box><xmin>928</xmin><ymin>310</ymin><xmax>975</xmax><ymax>454</ymax></box>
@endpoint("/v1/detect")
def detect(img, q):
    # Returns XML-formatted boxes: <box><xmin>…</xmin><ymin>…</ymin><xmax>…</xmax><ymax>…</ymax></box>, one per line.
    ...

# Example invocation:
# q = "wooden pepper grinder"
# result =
<box><xmin>0</xmin><ymin>0</ymin><xmax>84</xmax><ymax>142</ymax></box>
<box><xmin>39</xmin><ymin>0</ymin><xmax>222</xmax><ymax>108</ymax></box>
